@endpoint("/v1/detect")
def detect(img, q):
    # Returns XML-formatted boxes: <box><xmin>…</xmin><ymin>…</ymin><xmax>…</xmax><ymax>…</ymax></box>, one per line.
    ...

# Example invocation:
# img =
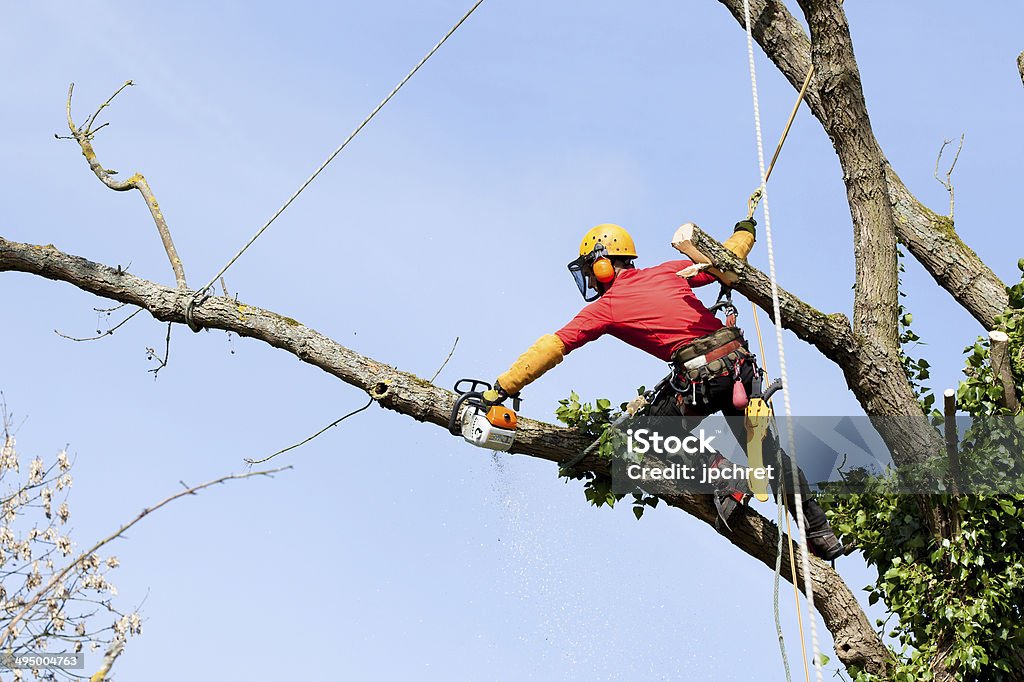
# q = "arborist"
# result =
<box><xmin>487</xmin><ymin>221</ymin><xmax>847</xmax><ymax>561</ymax></box>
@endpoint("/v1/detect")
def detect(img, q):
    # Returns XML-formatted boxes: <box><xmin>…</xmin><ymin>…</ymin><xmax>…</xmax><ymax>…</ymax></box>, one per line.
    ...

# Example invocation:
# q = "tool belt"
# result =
<box><xmin>671</xmin><ymin>327</ymin><xmax>750</xmax><ymax>383</ymax></box>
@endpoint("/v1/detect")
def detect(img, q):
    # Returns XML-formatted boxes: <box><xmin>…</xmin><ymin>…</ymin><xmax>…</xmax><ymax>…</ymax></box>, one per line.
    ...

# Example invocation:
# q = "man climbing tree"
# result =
<box><xmin>486</xmin><ymin>221</ymin><xmax>847</xmax><ymax>559</ymax></box>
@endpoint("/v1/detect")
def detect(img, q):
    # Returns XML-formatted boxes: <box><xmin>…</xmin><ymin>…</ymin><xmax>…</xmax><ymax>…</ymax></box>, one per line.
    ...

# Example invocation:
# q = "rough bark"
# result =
<box><xmin>0</xmin><ymin>235</ymin><xmax>893</xmax><ymax>676</ymax></box>
<box><xmin>717</xmin><ymin>0</ymin><xmax>1007</xmax><ymax>330</ymax></box>
<box><xmin>796</xmin><ymin>0</ymin><xmax>899</xmax><ymax>349</ymax></box>
<box><xmin>690</xmin><ymin>226</ymin><xmax>944</xmax><ymax>467</ymax></box>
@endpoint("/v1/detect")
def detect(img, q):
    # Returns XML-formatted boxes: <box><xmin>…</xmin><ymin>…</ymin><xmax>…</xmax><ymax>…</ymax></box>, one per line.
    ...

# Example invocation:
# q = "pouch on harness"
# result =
<box><xmin>669</xmin><ymin>325</ymin><xmax>753</xmax><ymax>410</ymax></box>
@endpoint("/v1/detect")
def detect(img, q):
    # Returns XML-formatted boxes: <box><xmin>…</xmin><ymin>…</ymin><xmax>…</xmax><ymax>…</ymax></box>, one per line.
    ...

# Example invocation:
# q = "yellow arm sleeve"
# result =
<box><xmin>722</xmin><ymin>229</ymin><xmax>755</xmax><ymax>260</ymax></box>
<box><xmin>496</xmin><ymin>334</ymin><xmax>566</xmax><ymax>394</ymax></box>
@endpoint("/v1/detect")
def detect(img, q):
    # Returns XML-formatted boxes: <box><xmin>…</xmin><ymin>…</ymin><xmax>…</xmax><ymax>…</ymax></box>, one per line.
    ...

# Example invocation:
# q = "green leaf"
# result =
<box><xmin>633</xmin><ymin>506</ymin><xmax>644</xmax><ymax>520</ymax></box>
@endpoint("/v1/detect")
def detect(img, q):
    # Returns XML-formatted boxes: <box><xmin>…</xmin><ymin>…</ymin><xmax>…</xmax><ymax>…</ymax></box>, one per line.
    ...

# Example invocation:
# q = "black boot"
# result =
<box><xmin>801</xmin><ymin>498</ymin><xmax>850</xmax><ymax>561</ymax></box>
<box><xmin>706</xmin><ymin>454</ymin><xmax>751</xmax><ymax>532</ymax></box>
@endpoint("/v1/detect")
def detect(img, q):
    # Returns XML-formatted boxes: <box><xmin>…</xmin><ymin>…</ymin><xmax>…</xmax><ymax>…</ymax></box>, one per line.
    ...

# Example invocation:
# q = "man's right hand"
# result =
<box><xmin>482</xmin><ymin>381</ymin><xmax>510</xmax><ymax>405</ymax></box>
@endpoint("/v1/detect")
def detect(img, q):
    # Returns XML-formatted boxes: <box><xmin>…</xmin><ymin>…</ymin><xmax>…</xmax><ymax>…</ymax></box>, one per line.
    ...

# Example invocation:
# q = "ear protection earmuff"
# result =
<box><xmin>590</xmin><ymin>243</ymin><xmax>615</xmax><ymax>283</ymax></box>
<box><xmin>592</xmin><ymin>257</ymin><xmax>615</xmax><ymax>283</ymax></box>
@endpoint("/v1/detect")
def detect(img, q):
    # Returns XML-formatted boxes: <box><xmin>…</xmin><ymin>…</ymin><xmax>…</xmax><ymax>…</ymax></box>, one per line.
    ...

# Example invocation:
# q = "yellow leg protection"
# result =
<box><xmin>497</xmin><ymin>334</ymin><xmax>565</xmax><ymax>395</ymax></box>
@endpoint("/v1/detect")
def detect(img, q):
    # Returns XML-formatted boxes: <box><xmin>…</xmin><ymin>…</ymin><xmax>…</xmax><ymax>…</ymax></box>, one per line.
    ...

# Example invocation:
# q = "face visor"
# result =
<box><xmin>566</xmin><ymin>244</ymin><xmax>607</xmax><ymax>302</ymax></box>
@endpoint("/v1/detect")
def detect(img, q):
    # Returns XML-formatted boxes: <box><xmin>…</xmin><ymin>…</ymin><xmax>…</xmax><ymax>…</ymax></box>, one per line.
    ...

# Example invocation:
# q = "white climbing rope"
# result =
<box><xmin>741</xmin><ymin>1</ymin><xmax>824</xmax><ymax>680</ymax></box>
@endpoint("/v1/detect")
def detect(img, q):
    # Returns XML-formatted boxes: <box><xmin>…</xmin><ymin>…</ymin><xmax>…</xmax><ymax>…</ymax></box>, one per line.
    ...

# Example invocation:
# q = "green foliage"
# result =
<box><xmin>957</xmin><ymin>260</ymin><xmax>1024</xmax><ymax>415</ymax></box>
<box><xmin>554</xmin><ymin>390</ymin><xmax>622</xmax><ymax>508</ymax></box>
<box><xmin>555</xmin><ymin>388</ymin><xmax>658</xmax><ymax>515</ymax></box>
<box><xmin>897</xmin><ymin>248</ymin><xmax>936</xmax><ymax>415</ymax></box>
<box><xmin>824</xmin><ymin>258</ymin><xmax>1024</xmax><ymax>680</ymax></box>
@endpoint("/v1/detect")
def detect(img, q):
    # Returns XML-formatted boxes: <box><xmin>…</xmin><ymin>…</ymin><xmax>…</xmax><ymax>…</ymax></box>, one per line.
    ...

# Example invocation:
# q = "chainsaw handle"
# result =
<box><xmin>454</xmin><ymin>378</ymin><xmax>492</xmax><ymax>395</ymax></box>
<box><xmin>448</xmin><ymin>390</ymin><xmax>483</xmax><ymax>436</ymax></box>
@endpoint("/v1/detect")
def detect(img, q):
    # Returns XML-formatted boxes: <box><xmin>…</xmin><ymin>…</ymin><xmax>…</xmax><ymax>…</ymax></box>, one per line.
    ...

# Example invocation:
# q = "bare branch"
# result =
<box><xmin>81</xmin><ymin>79</ymin><xmax>133</xmax><ymax>135</ymax></box>
<box><xmin>64</xmin><ymin>82</ymin><xmax>188</xmax><ymax>289</ymax></box>
<box><xmin>0</xmin><ymin>465</ymin><xmax>292</xmax><ymax>650</ymax></box>
<box><xmin>146</xmin><ymin>322</ymin><xmax>172</xmax><ymax>377</ymax></box>
<box><xmin>244</xmin><ymin>399</ymin><xmax>374</xmax><ymax>465</ymax></box>
<box><xmin>933</xmin><ymin>134</ymin><xmax>964</xmax><ymax>219</ymax></box>
<box><xmin>55</xmin><ymin>307</ymin><xmax>143</xmax><ymax>342</ymax></box>
<box><xmin>429</xmin><ymin>336</ymin><xmax>459</xmax><ymax>383</ymax></box>
<box><xmin>94</xmin><ymin>302</ymin><xmax>130</xmax><ymax>314</ymax></box>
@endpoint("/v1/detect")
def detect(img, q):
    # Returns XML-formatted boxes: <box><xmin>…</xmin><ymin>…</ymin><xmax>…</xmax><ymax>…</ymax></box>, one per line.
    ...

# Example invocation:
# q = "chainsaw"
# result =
<box><xmin>448</xmin><ymin>379</ymin><xmax>520</xmax><ymax>452</ymax></box>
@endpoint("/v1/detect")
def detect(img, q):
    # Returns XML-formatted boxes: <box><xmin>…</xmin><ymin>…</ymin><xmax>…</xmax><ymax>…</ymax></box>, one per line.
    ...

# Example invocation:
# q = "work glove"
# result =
<box><xmin>625</xmin><ymin>394</ymin><xmax>648</xmax><ymax>417</ymax></box>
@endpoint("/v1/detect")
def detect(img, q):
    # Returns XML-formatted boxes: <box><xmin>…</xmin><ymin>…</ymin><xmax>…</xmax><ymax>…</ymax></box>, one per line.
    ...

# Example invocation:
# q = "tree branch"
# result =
<box><xmin>0</xmin><ymin>235</ymin><xmax>891</xmax><ymax>675</ymax></box>
<box><xmin>65</xmin><ymin>82</ymin><xmax>188</xmax><ymax>290</ymax></box>
<box><xmin>681</xmin><ymin>226</ymin><xmax>946</xmax><ymax>471</ymax></box>
<box><xmin>680</xmin><ymin>224</ymin><xmax>857</xmax><ymax>363</ymax></box>
<box><xmin>716</xmin><ymin>0</ymin><xmax>1008</xmax><ymax>330</ymax></box>
<box><xmin>0</xmin><ymin>461</ymin><xmax>290</xmax><ymax>650</ymax></box>
<box><xmin>932</xmin><ymin>135</ymin><xmax>964</xmax><ymax>220</ymax></box>
<box><xmin>796</xmin><ymin>0</ymin><xmax>899</xmax><ymax>348</ymax></box>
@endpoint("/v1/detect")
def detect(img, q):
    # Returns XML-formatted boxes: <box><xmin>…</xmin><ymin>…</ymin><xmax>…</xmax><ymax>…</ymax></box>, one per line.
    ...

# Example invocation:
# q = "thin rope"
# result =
<box><xmin>194</xmin><ymin>0</ymin><xmax>487</xmax><ymax>298</ymax></box>
<box><xmin>742</xmin><ymin>1</ymin><xmax>823</xmax><ymax>680</ymax></box>
<box><xmin>784</xmin><ymin>493</ymin><xmax>811</xmax><ymax>680</ymax></box>
<box><xmin>748</xmin><ymin>66</ymin><xmax>815</xmax><ymax>220</ymax></box>
<box><xmin>754</xmin><ymin>303</ymin><xmax>809</xmax><ymax>682</ymax></box>
<box><xmin>774</xmin><ymin>483</ymin><xmax>794</xmax><ymax>682</ymax></box>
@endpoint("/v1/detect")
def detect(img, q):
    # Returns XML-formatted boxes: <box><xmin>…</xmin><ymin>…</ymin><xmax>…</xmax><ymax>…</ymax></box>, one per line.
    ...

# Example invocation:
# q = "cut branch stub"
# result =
<box><xmin>989</xmin><ymin>330</ymin><xmax>1020</xmax><ymax>413</ymax></box>
<box><xmin>671</xmin><ymin>223</ymin><xmax>739</xmax><ymax>285</ymax></box>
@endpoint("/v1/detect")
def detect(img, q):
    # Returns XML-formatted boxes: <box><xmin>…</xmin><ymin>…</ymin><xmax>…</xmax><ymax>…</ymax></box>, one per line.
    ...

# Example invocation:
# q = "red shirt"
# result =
<box><xmin>554</xmin><ymin>260</ymin><xmax>723</xmax><ymax>361</ymax></box>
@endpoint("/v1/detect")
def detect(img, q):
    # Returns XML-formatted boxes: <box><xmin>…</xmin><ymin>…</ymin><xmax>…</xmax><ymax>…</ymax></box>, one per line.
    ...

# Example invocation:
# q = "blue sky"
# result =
<box><xmin>2</xmin><ymin>1</ymin><xmax>1023</xmax><ymax>679</ymax></box>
